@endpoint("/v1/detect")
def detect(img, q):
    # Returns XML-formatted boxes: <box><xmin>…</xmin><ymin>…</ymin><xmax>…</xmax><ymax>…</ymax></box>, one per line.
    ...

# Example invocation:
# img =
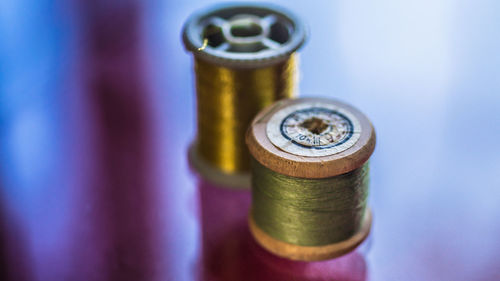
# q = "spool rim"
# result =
<box><xmin>249</xmin><ymin>208</ymin><xmax>372</xmax><ymax>261</ymax></box>
<box><xmin>246</xmin><ymin>97</ymin><xmax>376</xmax><ymax>178</ymax></box>
<box><xmin>182</xmin><ymin>3</ymin><xmax>306</xmax><ymax>68</ymax></box>
<box><xmin>188</xmin><ymin>142</ymin><xmax>251</xmax><ymax>189</ymax></box>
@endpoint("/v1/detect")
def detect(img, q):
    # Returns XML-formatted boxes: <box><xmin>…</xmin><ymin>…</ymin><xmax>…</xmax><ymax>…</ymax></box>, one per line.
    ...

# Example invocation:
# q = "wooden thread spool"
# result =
<box><xmin>246</xmin><ymin>97</ymin><xmax>376</xmax><ymax>261</ymax></box>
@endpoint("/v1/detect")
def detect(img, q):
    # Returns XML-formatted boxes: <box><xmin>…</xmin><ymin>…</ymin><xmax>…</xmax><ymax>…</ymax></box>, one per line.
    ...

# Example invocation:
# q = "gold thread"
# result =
<box><xmin>197</xmin><ymin>38</ymin><xmax>208</xmax><ymax>51</ymax></box>
<box><xmin>194</xmin><ymin>55</ymin><xmax>298</xmax><ymax>174</ymax></box>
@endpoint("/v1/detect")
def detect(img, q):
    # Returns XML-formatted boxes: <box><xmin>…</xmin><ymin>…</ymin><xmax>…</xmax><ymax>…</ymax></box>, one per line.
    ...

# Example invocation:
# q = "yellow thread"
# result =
<box><xmin>198</xmin><ymin>38</ymin><xmax>208</xmax><ymax>51</ymax></box>
<box><xmin>194</xmin><ymin>55</ymin><xmax>298</xmax><ymax>174</ymax></box>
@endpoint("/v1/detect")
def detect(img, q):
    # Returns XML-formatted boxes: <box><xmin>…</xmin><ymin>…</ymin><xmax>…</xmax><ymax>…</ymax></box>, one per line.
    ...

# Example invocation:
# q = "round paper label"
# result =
<box><xmin>266</xmin><ymin>102</ymin><xmax>361</xmax><ymax>157</ymax></box>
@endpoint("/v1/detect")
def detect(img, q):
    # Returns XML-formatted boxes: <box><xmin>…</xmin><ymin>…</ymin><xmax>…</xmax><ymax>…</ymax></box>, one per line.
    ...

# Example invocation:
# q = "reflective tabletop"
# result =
<box><xmin>0</xmin><ymin>0</ymin><xmax>499</xmax><ymax>280</ymax></box>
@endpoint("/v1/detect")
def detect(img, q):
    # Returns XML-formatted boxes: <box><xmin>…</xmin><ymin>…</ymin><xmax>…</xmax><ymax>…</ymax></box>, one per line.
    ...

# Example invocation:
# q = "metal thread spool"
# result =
<box><xmin>246</xmin><ymin>97</ymin><xmax>376</xmax><ymax>261</ymax></box>
<box><xmin>182</xmin><ymin>3</ymin><xmax>306</xmax><ymax>188</ymax></box>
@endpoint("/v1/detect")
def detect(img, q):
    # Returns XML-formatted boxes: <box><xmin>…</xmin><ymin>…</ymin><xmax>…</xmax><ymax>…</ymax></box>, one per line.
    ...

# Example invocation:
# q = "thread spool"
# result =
<box><xmin>246</xmin><ymin>97</ymin><xmax>376</xmax><ymax>261</ymax></box>
<box><xmin>182</xmin><ymin>3</ymin><xmax>306</xmax><ymax>188</ymax></box>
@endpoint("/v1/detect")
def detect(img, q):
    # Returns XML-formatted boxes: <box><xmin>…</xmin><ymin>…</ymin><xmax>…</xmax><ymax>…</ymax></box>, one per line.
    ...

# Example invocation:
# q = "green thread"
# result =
<box><xmin>251</xmin><ymin>159</ymin><xmax>369</xmax><ymax>246</ymax></box>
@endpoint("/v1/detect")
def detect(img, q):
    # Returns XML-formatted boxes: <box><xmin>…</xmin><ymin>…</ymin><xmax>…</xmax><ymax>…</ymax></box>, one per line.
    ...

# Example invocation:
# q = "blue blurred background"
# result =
<box><xmin>1</xmin><ymin>0</ymin><xmax>499</xmax><ymax>280</ymax></box>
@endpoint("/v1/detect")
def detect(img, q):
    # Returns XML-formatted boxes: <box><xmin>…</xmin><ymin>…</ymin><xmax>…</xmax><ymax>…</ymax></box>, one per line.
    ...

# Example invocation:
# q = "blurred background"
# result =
<box><xmin>1</xmin><ymin>0</ymin><xmax>499</xmax><ymax>280</ymax></box>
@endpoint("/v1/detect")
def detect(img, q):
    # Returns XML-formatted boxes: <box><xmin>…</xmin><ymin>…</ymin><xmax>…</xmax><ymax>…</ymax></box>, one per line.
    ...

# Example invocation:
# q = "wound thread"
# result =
<box><xmin>251</xmin><ymin>160</ymin><xmax>369</xmax><ymax>246</ymax></box>
<box><xmin>194</xmin><ymin>55</ymin><xmax>297</xmax><ymax>174</ymax></box>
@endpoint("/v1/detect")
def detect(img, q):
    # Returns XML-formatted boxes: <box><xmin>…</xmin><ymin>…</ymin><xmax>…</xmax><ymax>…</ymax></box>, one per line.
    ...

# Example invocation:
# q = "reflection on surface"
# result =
<box><xmin>197</xmin><ymin>179</ymin><xmax>367</xmax><ymax>281</ymax></box>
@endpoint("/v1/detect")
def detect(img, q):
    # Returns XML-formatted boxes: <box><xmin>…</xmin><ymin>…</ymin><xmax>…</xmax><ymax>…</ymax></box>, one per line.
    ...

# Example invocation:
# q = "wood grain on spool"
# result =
<box><xmin>246</xmin><ymin>97</ymin><xmax>376</xmax><ymax>179</ymax></box>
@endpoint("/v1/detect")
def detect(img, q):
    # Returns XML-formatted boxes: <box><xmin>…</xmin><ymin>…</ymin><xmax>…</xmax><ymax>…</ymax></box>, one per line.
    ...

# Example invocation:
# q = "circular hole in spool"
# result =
<box><xmin>269</xmin><ymin>22</ymin><xmax>290</xmax><ymax>44</ymax></box>
<box><xmin>227</xmin><ymin>43</ymin><xmax>266</xmax><ymax>53</ymax></box>
<box><xmin>203</xmin><ymin>24</ymin><xmax>225</xmax><ymax>47</ymax></box>
<box><xmin>230</xmin><ymin>22</ymin><xmax>263</xmax><ymax>38</ymax></box>
<box><xmin>300</xmin><ymin>117</ymin><xmax>329</xmax><ymax>135</ymax></box>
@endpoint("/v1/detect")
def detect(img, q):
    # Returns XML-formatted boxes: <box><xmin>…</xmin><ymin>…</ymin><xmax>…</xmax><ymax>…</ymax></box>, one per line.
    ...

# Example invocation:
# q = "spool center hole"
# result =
<box><xmin>300</xmin><ymin>117</ymin><xmax>329</xmax><ymax>135</ymax></box>
<box><xmin>230</xmin><ymin>22</ymin><xmax>263</xmax><ymax>38</ymax></box>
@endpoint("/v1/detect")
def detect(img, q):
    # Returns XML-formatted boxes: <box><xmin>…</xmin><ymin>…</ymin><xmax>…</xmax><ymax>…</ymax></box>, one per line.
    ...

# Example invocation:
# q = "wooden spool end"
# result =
<box><xmin>246</xmin><ymin>97</ymin><xmax>376</xmax><ymax>260</ymax></box>
<box><xmin>246</xmin><ymin>97</ymin><xmax>376</xmax><ymax>178</ymax></box>
<box><xmin>249</xmin><ymin>209</ymin><xmax>372</xmax><ymax>261</ymax></box>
